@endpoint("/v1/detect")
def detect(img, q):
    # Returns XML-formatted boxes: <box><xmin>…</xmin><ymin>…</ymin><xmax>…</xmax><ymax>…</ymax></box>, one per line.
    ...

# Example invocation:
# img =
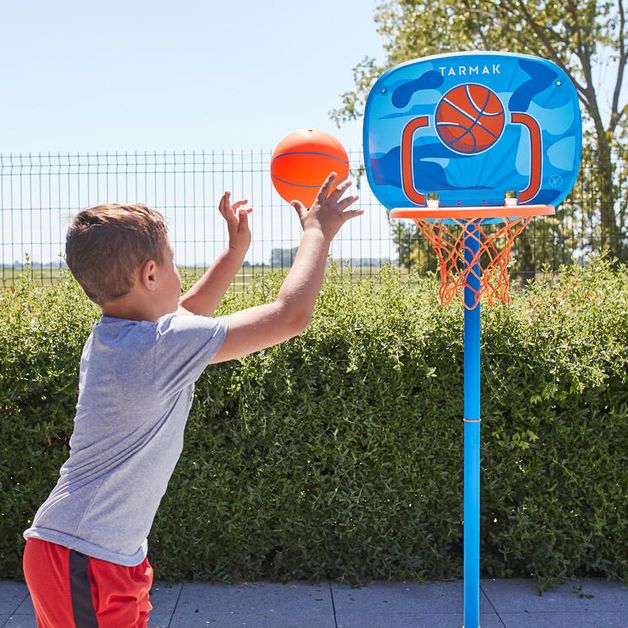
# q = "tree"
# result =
<box><xmin>333</xmin><ymin>0</ymin><xmax>627</xmax><ymax>263</ymax></box>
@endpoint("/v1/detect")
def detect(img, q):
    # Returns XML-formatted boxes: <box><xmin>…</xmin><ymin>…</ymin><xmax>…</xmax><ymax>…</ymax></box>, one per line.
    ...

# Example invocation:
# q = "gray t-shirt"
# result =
<box><xmin>24</xmin><ymin>312</ymin><xmax>227</xmax><ymax>566</ymax></box>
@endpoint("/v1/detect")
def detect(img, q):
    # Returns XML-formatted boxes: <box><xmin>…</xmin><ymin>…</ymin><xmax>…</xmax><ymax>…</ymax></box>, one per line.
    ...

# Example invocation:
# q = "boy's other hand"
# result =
<box><xmin>290</xmin><ymin>173</ymin><xmax>362</xmax><ymax>241</ymax></box>
<box><xmin>219</xmin><ymin>191</ymin><xmax>252</xmax><ymax>253</ymax></box>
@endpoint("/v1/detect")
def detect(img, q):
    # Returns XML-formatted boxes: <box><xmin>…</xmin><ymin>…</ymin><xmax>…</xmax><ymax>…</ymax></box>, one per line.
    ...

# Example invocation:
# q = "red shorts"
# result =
<box><xmin>23</xmin><ymin>538</ymin><xmax>153</xmax><ymax>628</ymax></box>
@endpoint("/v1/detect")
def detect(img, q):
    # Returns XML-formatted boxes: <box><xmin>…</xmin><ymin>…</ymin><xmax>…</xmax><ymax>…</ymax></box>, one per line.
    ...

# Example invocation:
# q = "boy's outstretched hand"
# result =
<box><xmin>219</xmin><ymin>191</ymin><xmax>253</xmax><ymax>253</ymax></box>
<box><xmin>290</xmin><ymin>173</ymin><xmax>362</xmax><ymax>241</ymax></box>
<box><xmin>208</xmin><ymin>173</ymin><xmax>362</xmax><ymax>365</ymax></box>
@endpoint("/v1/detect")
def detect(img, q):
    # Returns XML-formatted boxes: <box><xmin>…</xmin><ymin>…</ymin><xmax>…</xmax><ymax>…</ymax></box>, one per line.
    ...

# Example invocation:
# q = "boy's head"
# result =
<box><xmin>66</xmin><ymin>204</ymin><xmax>180</xmax><ymax>314</ymax></box>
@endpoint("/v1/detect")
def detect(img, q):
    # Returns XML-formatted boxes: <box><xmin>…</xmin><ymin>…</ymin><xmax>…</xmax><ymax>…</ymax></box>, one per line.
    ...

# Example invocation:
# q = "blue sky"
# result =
<box><xmin>0</xmin><ymin>1</ymin><xmax>394</xmax><ymax>267</ymax></box>
<box><xmin>0</xmin><ymin>0</ymin><xmax>384</xmax><ymax>153</ymax></box>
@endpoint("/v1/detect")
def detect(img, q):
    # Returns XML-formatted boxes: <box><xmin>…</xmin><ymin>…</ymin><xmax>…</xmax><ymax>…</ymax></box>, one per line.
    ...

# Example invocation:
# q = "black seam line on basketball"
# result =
<box><xmin>437</xmin><ymin>109</ymin><xmax>498</xmax><ymax>152</ymax></box>
<box><xmin>437</xmin><ymin>120</ymin><xmax>477</xmax><ymax>152</ymax></box>
<box><xmin>464</xmin><ymin>86</ymin><xmax>497</xmax><ymax>143</ymax></box>
<box><xmin>437</xmin><ymin>123</ymin><xmax>472</xmax><ymax>143</ymax></box>
<box><xmin>439</xmin><ymin>98</ymin><xmax>502</xmax><ymax>139</ymax></box>
<box><xmin>436</xmin><ymin>121</ymin><xmax>499</xmax><ymax>151</ymax></box>
<box><xmin>272</xmin><ymin>151</ymin><xmax>349</xmax><ymax>165</ymax></box>
<box><xmin>436</xmin><ymin>121</ymin><xmax>495</xmax><ymax>136</ymax></box>
<box><xmin>466</xmin><ymin>83</ymin><xmax>491</xmax><ymax>118</ymax></box>
<box><xmin>271</xmin><ymin>174</ymin><xmax>349</xmax><ymax>188</ymax></box>
<box><xmin>467</xmin><ymin>88</ymin><xmax>486</xmax><ymax>150</ymax></box>
<box><xmin>441</xmin><ymin>96</ymin><xmax>503</xmax><ymax>120</ymax></box>
<box><xmin>472</xmin><ymin>87</ymin><xmax>493</xmax><ymax>144</ymax></box>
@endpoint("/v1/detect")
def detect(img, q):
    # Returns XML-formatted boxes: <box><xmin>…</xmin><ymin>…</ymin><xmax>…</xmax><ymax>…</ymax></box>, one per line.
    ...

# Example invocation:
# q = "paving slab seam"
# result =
<box><xmin>0</xmin><ymin>586</ymin><xmax>30</xmax><ymax>628</ymax></box>
<box><xmin>480</xmin><ymin>582</ymin><xmax>507</xmax><ymax>627</ymax></box>
<box><xmin>16</xmin><ymin>590</ymin><xmax>28</xmax><ymax>616</ymax></box>
<box><xmin>167</xmin><ymin>582</ymin><xmax>185</xmax><ymax>628</ymax></box>
<box><xmin>328</xmin><ymin>581</ymin><xmax>339</xmax><ymax>628</ymax></box>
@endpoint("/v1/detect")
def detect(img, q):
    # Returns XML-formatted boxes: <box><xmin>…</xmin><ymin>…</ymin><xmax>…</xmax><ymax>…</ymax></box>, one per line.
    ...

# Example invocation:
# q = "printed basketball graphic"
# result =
<box><xmin>435</xmin><ymin>84</ymin><xmax>505</xmax><ymax>154</ymax></box>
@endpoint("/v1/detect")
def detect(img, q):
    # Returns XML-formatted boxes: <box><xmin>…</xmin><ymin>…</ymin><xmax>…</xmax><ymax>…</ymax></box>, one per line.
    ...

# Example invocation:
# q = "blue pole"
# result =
<box><xmin>463</xmin><ymin>223</ymin><xmax>481</xmax><ymax>628</ymax></box>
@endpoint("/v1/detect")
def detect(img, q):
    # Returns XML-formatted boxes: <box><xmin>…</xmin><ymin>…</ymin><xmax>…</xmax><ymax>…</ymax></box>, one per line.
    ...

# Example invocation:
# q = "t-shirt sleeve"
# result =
<box><xmin>154</xmin><ymin>313</ymin><xmax>228</xmax><ymax>398</ymax></box>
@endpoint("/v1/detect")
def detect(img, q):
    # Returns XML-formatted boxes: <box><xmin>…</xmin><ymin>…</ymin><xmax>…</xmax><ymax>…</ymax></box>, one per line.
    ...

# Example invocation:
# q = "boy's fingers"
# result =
<box><xmin>218</xmin><ymin>192</ymin><xmax>230</xmax><ymax>218</ymax></box>
<box><xmin>291</xmin><ymin>200</ymin><xmax>307</xmax><ymax>220</ymax></box>
<box><xmin>316</xmin><ymin>172</ymin><xmax>337</xmax><ymax>200</ymax></box>
<box><xmin>237</xmin><ymin>208</ymin><xmax>251</xmax><ymax>230</ymax></box>
<box><xmin>342</xmin><ymin>208</ymin><xmax>364</xmax><ymax>223</ymax></box>
<box><xmin>220</xmin><ymin>194</ymin><xmax>250</xmax><ymax>224</ymax></box>
<box><xmin>231</xmin><ymin>199</ymin><xmax>248</xmax><ymax>212</ymax></box>
<box><xmin>337</xmin><ymin>195</ymin><xmax>360</xmax><ymax>212</ymax></box>
<box><xmin>329</xmin><ymin>179</ymin><xmax>352</xmax><ymax>201</ymax></box>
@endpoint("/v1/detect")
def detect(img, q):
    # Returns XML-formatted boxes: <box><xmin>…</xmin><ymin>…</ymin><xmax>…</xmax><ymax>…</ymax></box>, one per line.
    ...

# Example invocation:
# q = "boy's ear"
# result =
<box><xmin>138</xmin><ymin>259</ymin><xmax>159</xmax><ymax>291</ymax></box>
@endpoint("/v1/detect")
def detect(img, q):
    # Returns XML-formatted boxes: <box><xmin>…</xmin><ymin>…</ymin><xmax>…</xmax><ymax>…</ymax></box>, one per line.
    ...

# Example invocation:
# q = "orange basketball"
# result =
<box><xmin>271</xmin><ymin>129</ymin><xmax>350</xmax><ymax>207</ymax></box>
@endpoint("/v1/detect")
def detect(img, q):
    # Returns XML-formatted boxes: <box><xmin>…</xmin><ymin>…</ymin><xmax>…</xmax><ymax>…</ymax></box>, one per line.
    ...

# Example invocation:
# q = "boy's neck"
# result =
<box><xmin>102</xmin><ymin>297</ymin><xmax>165</xmax><ymax>323</ymax></box>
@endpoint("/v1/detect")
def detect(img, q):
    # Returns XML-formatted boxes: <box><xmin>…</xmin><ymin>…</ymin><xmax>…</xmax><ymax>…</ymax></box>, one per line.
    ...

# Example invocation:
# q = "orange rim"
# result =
<box><xmin>390</xmin><ymin>204</ymin><xmax>555</xmax><ymax>220</ymax></box>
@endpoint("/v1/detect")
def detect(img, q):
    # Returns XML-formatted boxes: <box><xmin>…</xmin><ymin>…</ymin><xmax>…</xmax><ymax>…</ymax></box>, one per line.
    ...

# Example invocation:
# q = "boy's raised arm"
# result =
<box><xmin>178</xmin><ymin>193</ymin><xmax>252</xmax><ymax>317</ymax></box>
<box><xmin>209</xmin><ymin>174</ymin><xmax>361</xmax><ymax>364</ymax></box>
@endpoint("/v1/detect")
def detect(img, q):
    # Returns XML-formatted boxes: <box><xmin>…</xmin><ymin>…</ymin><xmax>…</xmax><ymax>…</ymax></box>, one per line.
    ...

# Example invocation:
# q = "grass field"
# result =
<box><xmin>1</xmin><ymin>264</ymin><xmax>410</xmax><ymax>292</ymax></box>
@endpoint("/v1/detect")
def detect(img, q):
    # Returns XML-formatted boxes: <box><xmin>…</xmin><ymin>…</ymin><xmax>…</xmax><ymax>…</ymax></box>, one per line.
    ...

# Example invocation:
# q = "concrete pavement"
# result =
<box><xmin>1</xmin><ymin>577</ymin><xmax>626</xmax><ymax>627</ymax></box>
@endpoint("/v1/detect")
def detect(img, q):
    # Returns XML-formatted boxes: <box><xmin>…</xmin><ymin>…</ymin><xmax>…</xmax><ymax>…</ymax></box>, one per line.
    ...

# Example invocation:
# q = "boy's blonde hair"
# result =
<box><xmin>66</xmin><ymin>204</ymin><xmax>168</xmax><ymax>305</ymax></box>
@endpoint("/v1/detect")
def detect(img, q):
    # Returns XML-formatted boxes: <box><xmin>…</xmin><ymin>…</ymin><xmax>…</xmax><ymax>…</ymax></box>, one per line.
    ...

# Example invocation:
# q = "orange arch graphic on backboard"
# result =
<box><xmin>511</xmin><ymin>112</ymin><xmax>542</xmax><ymax>203</ymax></box>
<box><xmin>401</xmin><ymin>116</ymin><xmax>429</xmax><ymax>206</ymax></box>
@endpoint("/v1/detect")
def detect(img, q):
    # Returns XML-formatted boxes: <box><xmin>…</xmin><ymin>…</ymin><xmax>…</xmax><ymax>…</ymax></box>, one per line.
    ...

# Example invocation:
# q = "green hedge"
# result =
<box><xmin>1</xmin><ymin>259</ymin><xmax>626</xmax><ymax>589</ymax></box>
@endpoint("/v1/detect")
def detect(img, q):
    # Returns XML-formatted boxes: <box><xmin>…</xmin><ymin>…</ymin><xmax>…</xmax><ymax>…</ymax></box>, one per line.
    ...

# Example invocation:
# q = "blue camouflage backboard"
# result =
<box><xmin>363</xmin><ymin>52</ymin><xmax>582</xmax><ymax>214</ymax></box>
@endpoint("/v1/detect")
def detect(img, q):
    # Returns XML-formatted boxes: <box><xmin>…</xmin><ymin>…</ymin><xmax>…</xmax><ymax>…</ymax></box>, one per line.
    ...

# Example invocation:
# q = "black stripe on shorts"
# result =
<box><xmin>69</xmin><ymin>550</ymin><xmax>99</xmax><ymax>627</ymax></box>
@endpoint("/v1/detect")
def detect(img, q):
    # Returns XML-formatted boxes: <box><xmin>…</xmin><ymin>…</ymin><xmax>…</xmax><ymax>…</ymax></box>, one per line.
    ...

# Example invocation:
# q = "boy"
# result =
<box><xmin>23</xmin><ymin>174</ymin><xmax>361</xmax><ymax>627</ymax></box>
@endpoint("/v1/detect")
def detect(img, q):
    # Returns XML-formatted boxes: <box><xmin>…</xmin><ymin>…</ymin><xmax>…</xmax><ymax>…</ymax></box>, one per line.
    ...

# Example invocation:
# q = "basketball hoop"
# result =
<box><xmin>363</xmin><ymin>51</ymin><xmax>581</xmax><ymax>628</ymax></box>
<box><xmin>391</xmin><ymin>203</ymin><xmax>555</xmax><ymax>310</ymax></box>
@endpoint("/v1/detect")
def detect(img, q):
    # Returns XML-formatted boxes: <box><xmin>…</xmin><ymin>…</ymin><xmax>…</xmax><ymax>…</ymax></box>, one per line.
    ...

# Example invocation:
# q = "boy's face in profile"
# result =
<box><xmin>155</xmin><ymin>240</ymin><xmax>182</xmax><ymax>315</ymax></box>
<box><xmin>101</xmin><ymin>237</ymin><xmax>181</xmax><ymax>322</ymax></box>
